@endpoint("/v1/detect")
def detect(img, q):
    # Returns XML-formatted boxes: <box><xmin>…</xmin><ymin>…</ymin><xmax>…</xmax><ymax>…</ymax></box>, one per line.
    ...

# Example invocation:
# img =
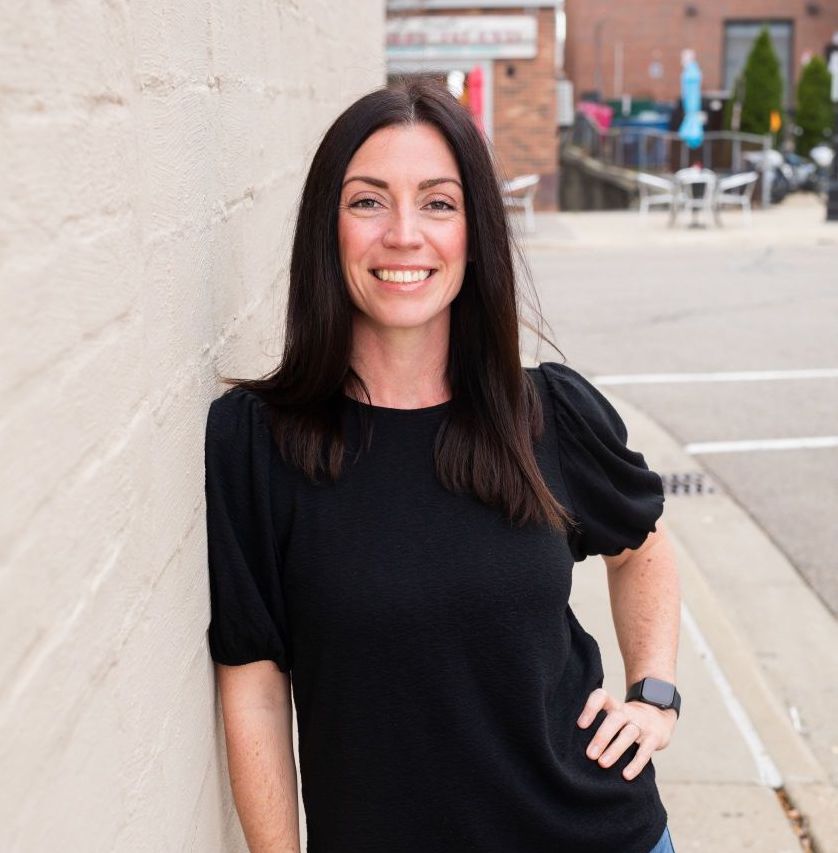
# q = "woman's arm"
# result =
<box><xmin>576</xmin><ymin>523</ymin><xmax>681</xmax><ymax>781</ymax></box>
<box><xmin>216</xmin><ymin>661</ymin><xmax>301</xmax><ymax>853</ymax></box>
<box><xmin>605</xmin><ymin>522</ymin><xmax>680</xmax><ymax>689</ymax></box>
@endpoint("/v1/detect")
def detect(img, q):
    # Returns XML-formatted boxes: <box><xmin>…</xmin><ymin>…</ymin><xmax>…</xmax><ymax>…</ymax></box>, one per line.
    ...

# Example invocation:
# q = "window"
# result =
<box><xmin>723</xmin><ymin>20</ymin><xmax>793</xmax><ymax>105</ymax></box>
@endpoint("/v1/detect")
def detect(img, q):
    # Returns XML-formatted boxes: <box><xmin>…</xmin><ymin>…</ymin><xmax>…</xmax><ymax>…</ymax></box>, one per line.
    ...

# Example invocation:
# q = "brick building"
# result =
<box><xmin>387</xmin><ymin>0</ymin><xmax>562</xmax><ymax>210</ymax></box>
<box><xmin>564</xmin><ymin>0</ymin><xmax>838</xmax><ymax>106</ymax></box>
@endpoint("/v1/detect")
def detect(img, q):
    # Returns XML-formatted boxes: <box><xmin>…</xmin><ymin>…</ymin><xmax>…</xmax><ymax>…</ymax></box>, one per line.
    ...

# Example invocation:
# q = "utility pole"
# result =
<box><xmin>826</xmin><ymin>39</ymin><xmax>838</xmax><ymax>221</ymax></box>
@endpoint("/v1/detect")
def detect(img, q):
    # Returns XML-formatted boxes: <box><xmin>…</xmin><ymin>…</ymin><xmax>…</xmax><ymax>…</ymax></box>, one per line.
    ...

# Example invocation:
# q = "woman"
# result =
<box><xmin>205</xmin><ymin>79</ymin><xmax>680</xmax><ymax>853</ymax></box>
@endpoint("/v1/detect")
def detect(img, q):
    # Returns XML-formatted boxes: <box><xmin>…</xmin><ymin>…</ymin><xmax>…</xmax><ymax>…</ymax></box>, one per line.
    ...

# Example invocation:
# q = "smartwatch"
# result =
<box><xmin>625</xmin><ymin>677</ymin><xmax>681</xmax><ymax>718</ymax></box>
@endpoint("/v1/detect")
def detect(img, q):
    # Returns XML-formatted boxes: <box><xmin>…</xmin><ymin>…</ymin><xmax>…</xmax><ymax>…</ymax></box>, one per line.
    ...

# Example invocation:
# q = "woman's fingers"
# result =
<box><xmin>583</xmin><ymin>707</ymin><xmax>632</xmax><ymax>761</ymax></box>
<box><xmin>576</xmin><ymin>687</ymin><xmax>617</xmax><ymax>728</ymax></box>
<box><xmin>596</xmin><ymin>721</ymin><xmax>642</xmax><ymax>767</ymax></box>
<box><xmin>621</xmin><ymin>736</ymin><xmax>656</xmax><ymax>780</ymax></box>
<box><xmin>576</xmin><ymin>689</ymin><xmax>679</xmax><ymax>781</ymax></box>
<box><xmin>576</xmin><ymin>687</ymin><xmax>676</xmax><ymax>780</ymax></box>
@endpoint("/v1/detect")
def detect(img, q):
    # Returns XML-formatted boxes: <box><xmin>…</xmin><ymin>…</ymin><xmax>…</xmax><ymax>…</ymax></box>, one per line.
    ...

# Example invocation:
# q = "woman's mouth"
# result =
<box><xmin>372</xmin><ymin>268</ymin><xmax>435</xmax><ymax>283</ymax></box>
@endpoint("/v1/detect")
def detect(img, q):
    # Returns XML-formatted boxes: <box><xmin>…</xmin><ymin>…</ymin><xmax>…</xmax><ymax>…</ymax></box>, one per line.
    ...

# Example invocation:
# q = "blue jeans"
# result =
<box><xmin>649</xmin><ymin>825</ymin><xmax>675</xmax><ymax>853</ymax></box>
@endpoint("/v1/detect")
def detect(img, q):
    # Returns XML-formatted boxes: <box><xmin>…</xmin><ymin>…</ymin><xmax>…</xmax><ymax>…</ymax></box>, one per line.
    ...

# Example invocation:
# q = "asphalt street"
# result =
<box><xmin>521</xmin><ymin>196</ymin><xmax>838</xmax><ymax>618</ymax></box>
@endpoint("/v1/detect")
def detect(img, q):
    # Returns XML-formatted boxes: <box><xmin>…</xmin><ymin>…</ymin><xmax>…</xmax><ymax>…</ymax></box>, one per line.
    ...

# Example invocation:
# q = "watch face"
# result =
<box><xmin>642</xmin><ymin>677</ymin><xmax>676</xmax><ymax>706</ymax></box>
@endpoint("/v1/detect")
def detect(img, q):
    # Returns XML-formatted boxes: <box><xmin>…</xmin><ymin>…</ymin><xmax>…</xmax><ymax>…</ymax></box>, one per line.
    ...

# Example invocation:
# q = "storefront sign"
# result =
<box><xmin>386</xmin><ymin>15</ymin><xmax>538</xmax><ymax>60</ymax></box>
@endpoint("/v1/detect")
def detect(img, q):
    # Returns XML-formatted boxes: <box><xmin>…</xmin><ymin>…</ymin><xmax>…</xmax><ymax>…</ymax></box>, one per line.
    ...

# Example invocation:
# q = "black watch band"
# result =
<box><xmin>625</xmin><ymin>677</ymin><xmax>681</xmax><ymax>718</ymax></box>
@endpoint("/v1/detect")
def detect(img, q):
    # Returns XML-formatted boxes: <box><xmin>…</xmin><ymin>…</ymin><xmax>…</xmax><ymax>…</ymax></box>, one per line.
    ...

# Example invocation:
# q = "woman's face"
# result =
<box><xmin>337</xmin><ymin>122</ymin><xmax>468</xmax><ymax>332</ymax></box>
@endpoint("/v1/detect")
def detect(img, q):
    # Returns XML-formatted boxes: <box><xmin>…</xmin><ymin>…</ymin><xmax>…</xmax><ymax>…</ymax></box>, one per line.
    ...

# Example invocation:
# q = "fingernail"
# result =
<box><xmin>588</xmin><ymin>746</ymin><xmax>600</xmax><ymax>758</ymax></box>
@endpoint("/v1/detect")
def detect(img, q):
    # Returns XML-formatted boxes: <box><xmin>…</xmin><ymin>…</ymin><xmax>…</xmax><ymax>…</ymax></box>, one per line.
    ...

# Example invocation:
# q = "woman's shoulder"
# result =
<box><xmin>526</xmin><ymin>360</ymin><xmax>597</xmax><ymax>393</ymax></box>
<box><xmin>206</xmin><ymin>385</ymin><xmax>273</xmax><ymax>448</ymax></box>
<box><xmin>526</xmin><ymin>361</ymin><xmax>616</xmax><ymax>430</ymax></box>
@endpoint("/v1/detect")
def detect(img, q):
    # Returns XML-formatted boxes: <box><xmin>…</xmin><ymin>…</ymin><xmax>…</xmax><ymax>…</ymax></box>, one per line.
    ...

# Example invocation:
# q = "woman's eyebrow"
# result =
<box><xmin>342</xmin><ymin>176</ymin><xmax>463</xmax><ymax>190</ymax></box>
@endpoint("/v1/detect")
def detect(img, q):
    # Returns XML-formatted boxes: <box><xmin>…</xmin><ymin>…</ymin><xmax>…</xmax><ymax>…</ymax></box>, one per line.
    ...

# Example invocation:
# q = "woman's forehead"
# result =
<box><xmin>345</xmin><ymin>124</ymin><xmax>461</xmax><ymax>185</ymax></box>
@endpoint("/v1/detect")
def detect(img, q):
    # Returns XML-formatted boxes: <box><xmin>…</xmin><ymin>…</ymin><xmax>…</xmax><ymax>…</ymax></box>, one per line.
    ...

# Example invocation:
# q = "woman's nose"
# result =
<box><xmin>382</xmin><ymin>208</ymin><xmax>423</xmax><ymax>249</ymax></box>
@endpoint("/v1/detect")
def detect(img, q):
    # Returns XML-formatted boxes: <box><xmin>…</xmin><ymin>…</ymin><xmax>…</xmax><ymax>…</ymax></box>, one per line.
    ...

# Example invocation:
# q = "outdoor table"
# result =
<box><xmin>670</xmin><ymin>167</ymin><xmax>718</xmax><ymax>228</ymax></box>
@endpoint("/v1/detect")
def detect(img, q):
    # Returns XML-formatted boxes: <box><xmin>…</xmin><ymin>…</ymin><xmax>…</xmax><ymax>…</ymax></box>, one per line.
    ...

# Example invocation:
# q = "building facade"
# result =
<box><xmin>387</xmin><ymin>0</ymin><xmax>562</xmax><ymax>210</ymax></box>
<box><xmin>0</xmin><ymin>2</ymin><xmax>385</xmax><ymax>851</ymax></box>
<box><xmin>564</xmin><ymin>0</ymin><xmax>838</xmax><ymax>106</ymax></box>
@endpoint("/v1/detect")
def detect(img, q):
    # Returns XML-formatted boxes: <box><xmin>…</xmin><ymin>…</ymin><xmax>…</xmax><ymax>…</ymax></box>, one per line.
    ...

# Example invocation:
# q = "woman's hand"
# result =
<box><xmin>577</xmin><ymin>687</ymin><xmax>678</xmax><ymax>781</ymax></box>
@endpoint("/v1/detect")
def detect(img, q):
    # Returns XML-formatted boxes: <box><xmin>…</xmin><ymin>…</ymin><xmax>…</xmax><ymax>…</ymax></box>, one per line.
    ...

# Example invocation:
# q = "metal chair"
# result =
<box><xmin>713</xmin><ymin>171</ymin><xmax>759</xmax><ymax>226</ymax></box>
<box><xmin>501</xmin><ymin>174</ymin><xmax>540</xmax><ymax>233</ymax></box>
<box><xmin>636</xmin><ymin>173</ymin><xmax>677</xmax><ymax>217</ymax></box>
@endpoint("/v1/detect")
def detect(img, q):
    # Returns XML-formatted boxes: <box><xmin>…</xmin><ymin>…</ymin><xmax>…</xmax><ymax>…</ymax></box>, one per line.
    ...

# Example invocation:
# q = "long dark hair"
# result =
<box><xmin>222</xmin><ymin>78</ymin><xmax>574</xmax><ymax>532</ymax></box>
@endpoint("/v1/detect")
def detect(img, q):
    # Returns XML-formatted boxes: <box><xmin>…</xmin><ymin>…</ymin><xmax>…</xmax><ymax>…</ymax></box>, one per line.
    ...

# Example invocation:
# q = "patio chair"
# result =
<box><xmin>636</xmin><ymin>173</ymin><xmax>676</xmax><ymax>217</ymax></box>
<box><xmin>501</xmin><ymin>174</ymin><xmax>540</xmax><ymax>233</ymax></box>
<box><xmin>713</xmin><ymin>171</ymin><xmax>759</xmax><ymax>226</ymax></box>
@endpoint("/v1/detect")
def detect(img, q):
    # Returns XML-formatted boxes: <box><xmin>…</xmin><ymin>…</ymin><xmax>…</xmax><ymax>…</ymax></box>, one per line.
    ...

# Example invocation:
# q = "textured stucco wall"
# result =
<box><xmin>0</xmin><ymin>2</ymin><xmax>384</xmax><ymax>850</ymax></box>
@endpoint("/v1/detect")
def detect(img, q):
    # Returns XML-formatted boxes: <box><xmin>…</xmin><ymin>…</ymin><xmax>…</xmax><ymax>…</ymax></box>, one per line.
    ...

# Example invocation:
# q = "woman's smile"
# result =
<box><xmin>371</xmin><ymin>268</ymin><xmax>435</xmax><ymax>283</ymax></box>
<box><xmin>370</xmin><ymin>267</ymin><xmax>438</xmax><ymax>293</ymax></box>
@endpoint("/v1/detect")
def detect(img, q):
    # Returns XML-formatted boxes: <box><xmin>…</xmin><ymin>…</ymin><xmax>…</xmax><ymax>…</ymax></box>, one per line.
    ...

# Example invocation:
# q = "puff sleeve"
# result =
<box><xmin>204</xmin><ymin>388</ymin><xmax>292</xmax><ymax>671</ymax></box>
<box><xmin>540</xmin><ymin>362</ymin><xmax>665</xmax><ymax>563</ymax></box>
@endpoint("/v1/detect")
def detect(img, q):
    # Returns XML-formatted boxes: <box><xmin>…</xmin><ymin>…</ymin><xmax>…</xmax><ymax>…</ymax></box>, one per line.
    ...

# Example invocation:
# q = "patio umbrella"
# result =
<box><xmin>678</xmin><ymin>56</ymin><xmax>704</xmax><ymax>150</ymax></box>
<box><xmin>466</xmin><ymin>65</ymin><xmax>484</xmax><ymax>133</ymax></box>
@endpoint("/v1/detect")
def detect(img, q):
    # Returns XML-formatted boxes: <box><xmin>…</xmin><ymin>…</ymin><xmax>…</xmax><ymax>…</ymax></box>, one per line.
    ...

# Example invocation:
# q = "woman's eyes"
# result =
<box><xmin>426</xmin><ymin>199</ymin><xmax>456</xmax><ymax>211</ymax></box>
<box><xmin>349</xmin><ymin>198</ymin><xmax>382</xmax><ymax>209</ymax></box>
<box><xmin>348</xmin><ymin>197</ymin><xmax>456</xmax><ymax>211</ymax></box>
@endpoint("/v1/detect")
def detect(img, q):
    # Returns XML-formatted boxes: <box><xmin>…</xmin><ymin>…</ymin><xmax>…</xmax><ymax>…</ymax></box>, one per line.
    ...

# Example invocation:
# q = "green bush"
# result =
<box><xmin>740</xmin><ymin>27</ymin><xmax>784</xmax><ymax>139</ymax></box>
<box><xmin>795</xmin><ymin>55</ymin><xmax>832</xmax><ymax>156</ymax></box>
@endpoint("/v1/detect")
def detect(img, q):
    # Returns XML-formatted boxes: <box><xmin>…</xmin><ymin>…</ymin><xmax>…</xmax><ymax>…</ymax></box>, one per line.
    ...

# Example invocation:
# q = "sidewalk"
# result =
<box><xmin>515</xmin><ymin>192</ymin><xmax>838</xmax><ymax>252</ymax></box>
<box><xmin>521</xmin><ymin>195</ymin><xmax>838</xmax><ymax>850</ymax></box>
<box><xmin>570</xmin><ymin>391</ymin><xmax>838</xmax><ymax>852</ymax></box>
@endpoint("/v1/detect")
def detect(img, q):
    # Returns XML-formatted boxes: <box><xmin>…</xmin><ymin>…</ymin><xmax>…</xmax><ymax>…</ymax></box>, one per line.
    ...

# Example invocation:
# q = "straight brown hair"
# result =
<box><xmin>221</xmin><ymin>78</ymin><xmax>574</xmax><ymax>532</ymax></box>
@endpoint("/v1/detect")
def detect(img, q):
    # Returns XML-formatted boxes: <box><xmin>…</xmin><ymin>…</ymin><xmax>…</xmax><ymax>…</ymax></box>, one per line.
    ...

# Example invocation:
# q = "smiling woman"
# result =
<box><xmin>205</xmin><ymin>79</ymin><xmax>678</xmax><ymax>853</ymax></box>
<box><xmin>223</xmin><ymin>79</ymin><xmax>567</xmax><ymax>529</ymax></box>
<box><xmin>337</xmin><ymin>123</ymin><xmax>468</xmax><ymax>335</ymax></box>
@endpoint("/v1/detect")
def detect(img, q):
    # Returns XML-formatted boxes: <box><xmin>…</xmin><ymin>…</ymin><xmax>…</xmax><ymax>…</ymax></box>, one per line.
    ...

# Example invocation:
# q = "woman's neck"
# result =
<box><xmin>347</xmin><ymin>313</ymin><xmax>451</xmax><ymax>409</ymax></box>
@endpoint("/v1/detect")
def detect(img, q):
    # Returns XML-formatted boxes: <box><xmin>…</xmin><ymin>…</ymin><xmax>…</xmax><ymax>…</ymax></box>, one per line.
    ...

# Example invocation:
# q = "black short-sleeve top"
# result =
<box><xmin>204</xmin><ymin>362</ymin><xmax>666</xmax><ymax>853</ymax></box>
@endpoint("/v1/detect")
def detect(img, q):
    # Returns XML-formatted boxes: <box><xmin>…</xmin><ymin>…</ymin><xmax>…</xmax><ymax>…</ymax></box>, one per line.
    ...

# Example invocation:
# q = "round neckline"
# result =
<box><xmin>341</xmin><ymin>393</ymin><xmax>451</xmax><ymax>415</ymax></box>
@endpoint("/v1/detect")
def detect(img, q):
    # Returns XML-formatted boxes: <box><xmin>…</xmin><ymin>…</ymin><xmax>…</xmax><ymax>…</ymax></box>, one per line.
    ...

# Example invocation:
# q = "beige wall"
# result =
<box><xmin>0</xmin><ymin>2</ymin><xmax>384</xmax><ymax>850</ymax></box>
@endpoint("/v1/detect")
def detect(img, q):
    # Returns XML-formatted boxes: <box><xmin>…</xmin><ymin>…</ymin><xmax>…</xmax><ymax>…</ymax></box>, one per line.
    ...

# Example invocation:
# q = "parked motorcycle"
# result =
<box><xmin>743</xmin><ymin>149</ymin><xmax>792</xmax><ymax>204</ymax></box>
<box><xmin>782</xmin><ymin>152</ymin><xmax>819</xmax><ymax>192</ymax></box>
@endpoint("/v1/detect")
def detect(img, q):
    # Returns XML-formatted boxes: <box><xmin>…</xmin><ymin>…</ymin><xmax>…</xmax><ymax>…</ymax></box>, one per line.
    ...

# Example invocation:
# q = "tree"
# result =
<box><xmin>740</xmin><ymin>26</ymin><xmax>784</xmax><ymax>139</ymax></box>
<box><xmin>794</xmin><ymin>55</ymin><xmax>832</xmax><ymax>156</ymax></box>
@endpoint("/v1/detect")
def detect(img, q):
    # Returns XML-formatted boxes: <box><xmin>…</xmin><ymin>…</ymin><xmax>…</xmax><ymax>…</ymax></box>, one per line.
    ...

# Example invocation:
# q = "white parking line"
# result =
<box><xmin>686</xmin><ymin>437</ymin><xmax>838</xmax><ymax>454</ymax></box>
<box><xmin>681</xmin><ymin>603</ymin><xmax>783</xmax><ymax>788</ymax></box>
<box><xmin>593</xmin><ymin>368</ymin><xmax>838</xmax><ymax>385</ymax></box>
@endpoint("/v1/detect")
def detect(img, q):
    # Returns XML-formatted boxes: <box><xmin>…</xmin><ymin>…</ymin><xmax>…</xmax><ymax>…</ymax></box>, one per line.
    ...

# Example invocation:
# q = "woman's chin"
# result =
<box><xmin>361</xmin><ymin>306</ymin><xmax>451</xmax><ymax>333</ymax></box>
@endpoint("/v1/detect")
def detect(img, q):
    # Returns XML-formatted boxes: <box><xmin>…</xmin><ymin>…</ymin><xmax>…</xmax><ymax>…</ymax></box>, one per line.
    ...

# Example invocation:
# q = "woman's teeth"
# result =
<box><xmin>373</xmin><ymin>269</ymin><xmax>433</xmax><ymax>283</ymax></box>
